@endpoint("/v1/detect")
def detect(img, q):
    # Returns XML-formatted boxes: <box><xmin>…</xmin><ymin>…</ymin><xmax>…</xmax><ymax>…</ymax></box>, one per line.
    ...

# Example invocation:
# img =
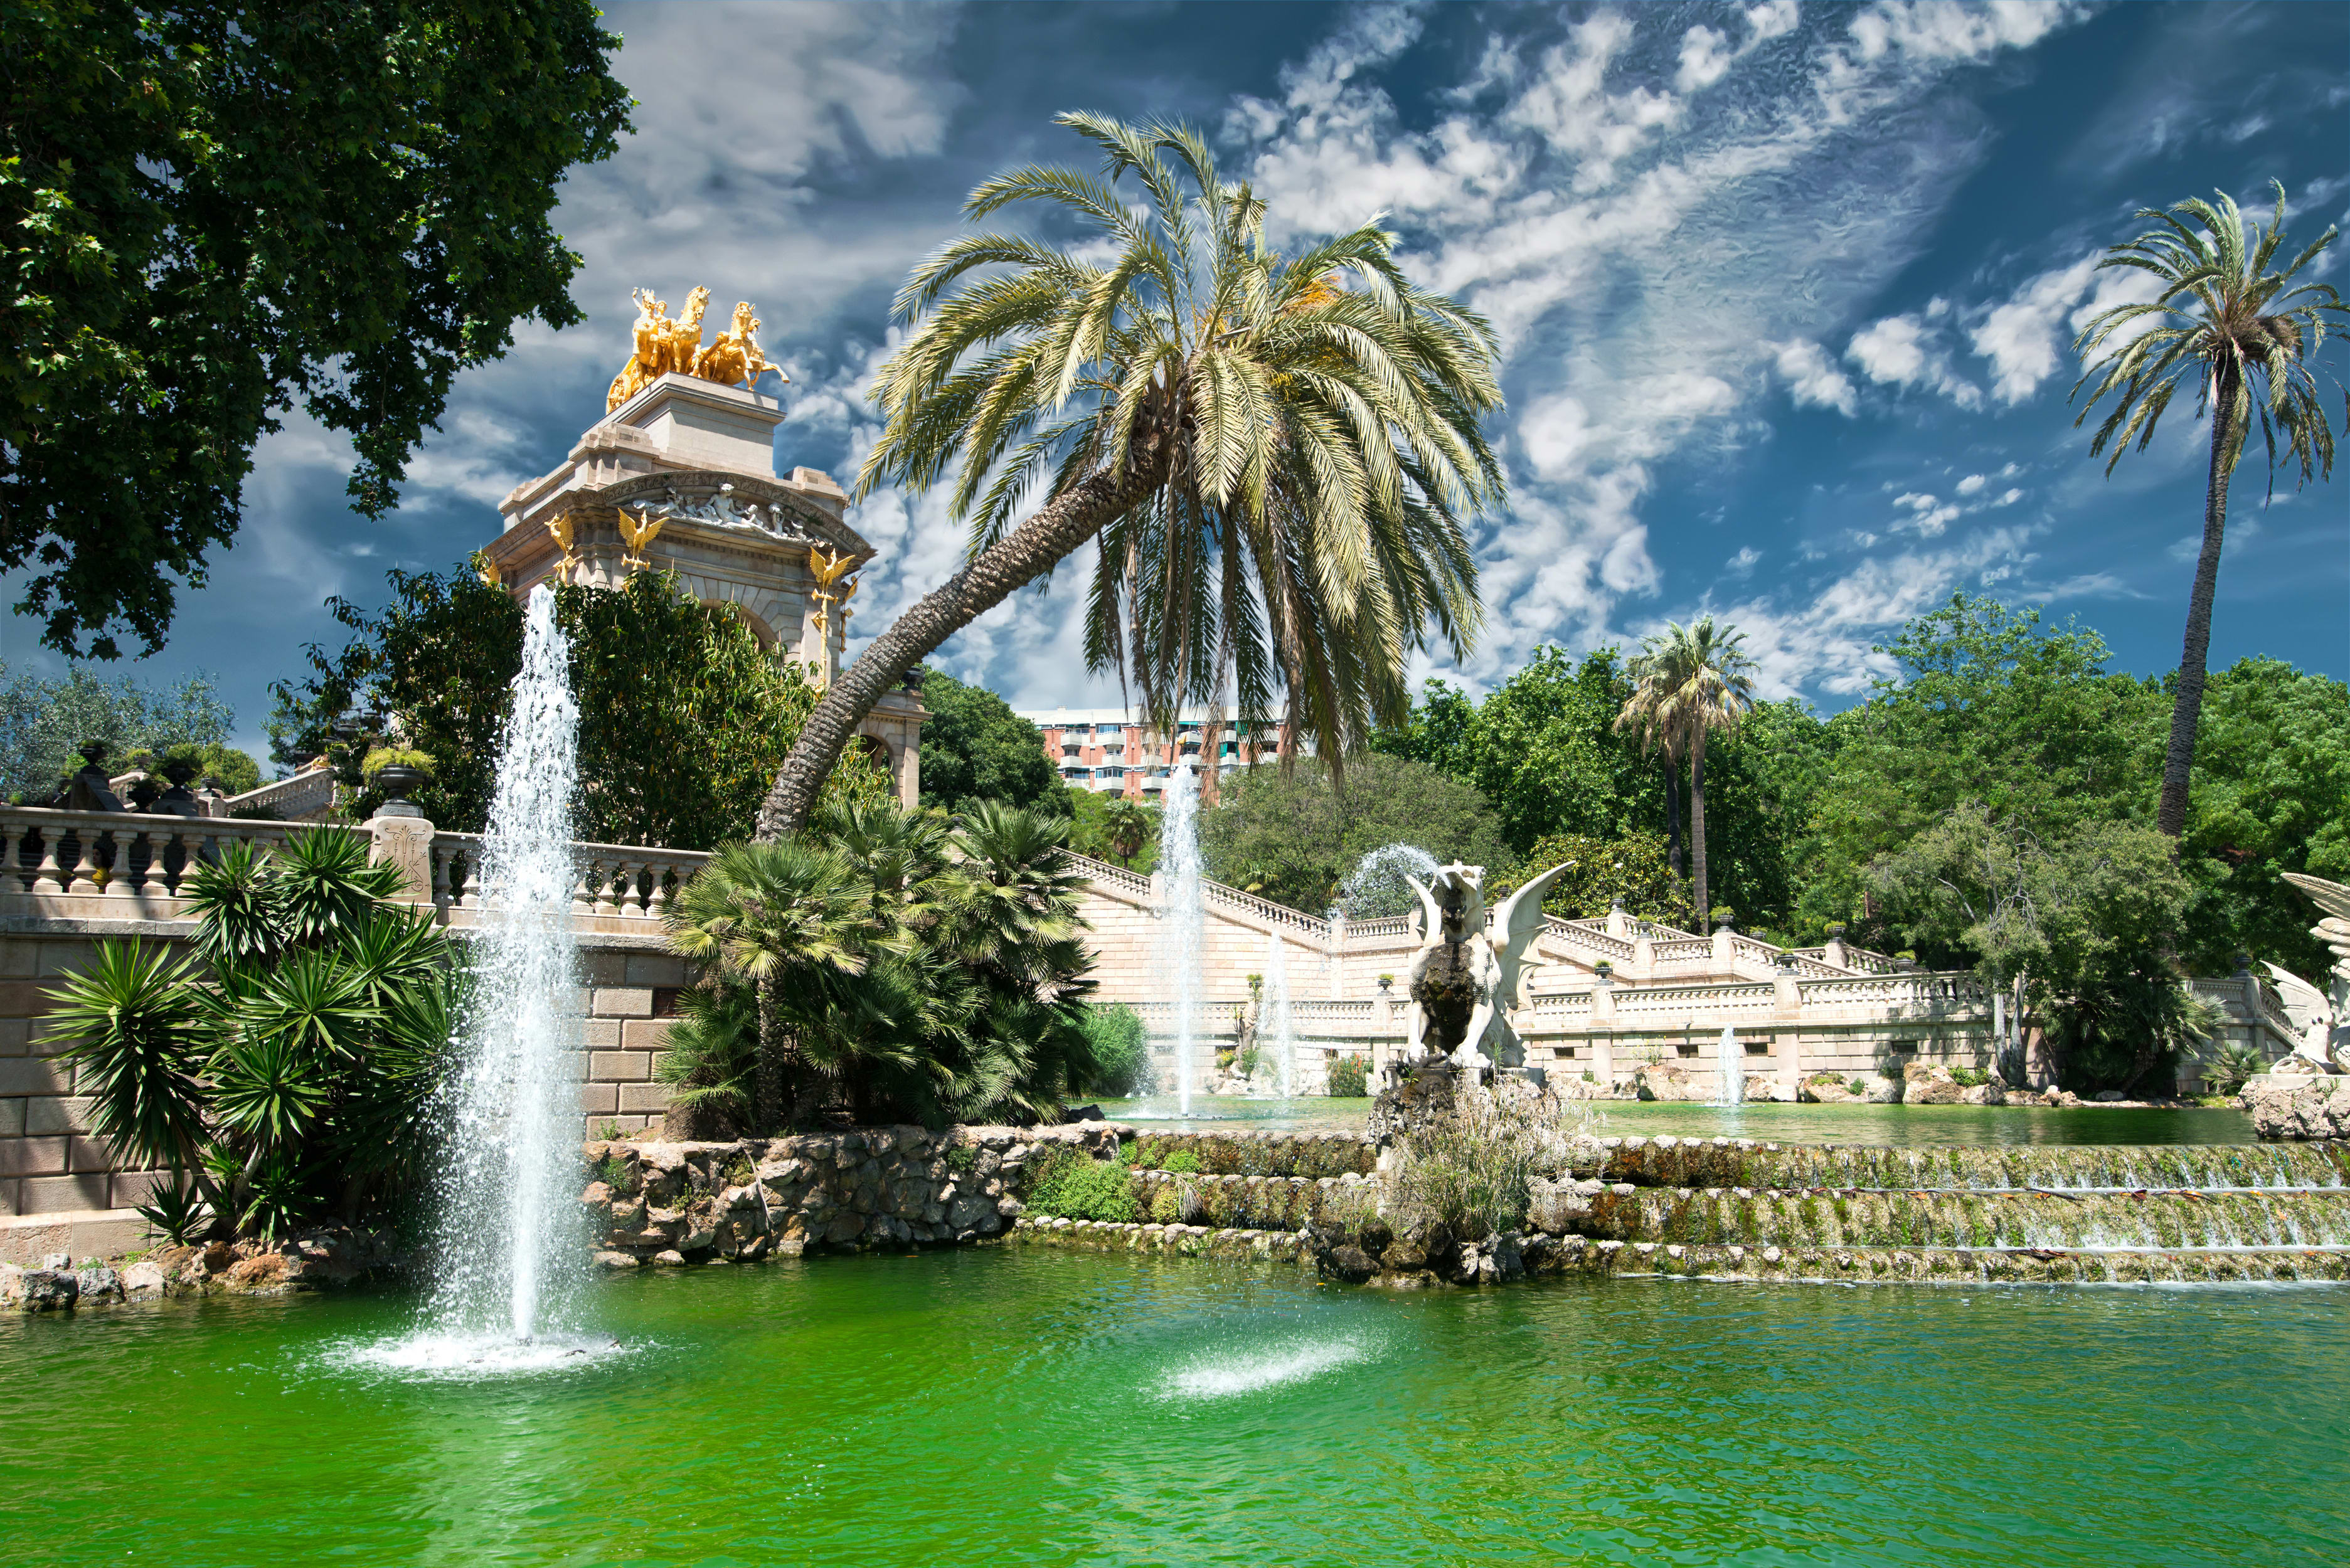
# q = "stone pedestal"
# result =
<box><xmin>366</xmin><ymin>811</ymin><xmax>435</xmax><ymax>904</ymax></box>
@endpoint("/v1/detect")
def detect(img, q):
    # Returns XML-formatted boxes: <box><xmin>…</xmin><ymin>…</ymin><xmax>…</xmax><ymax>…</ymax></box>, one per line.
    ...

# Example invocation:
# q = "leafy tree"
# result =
<box><xmin>1065</xmin><ymin>788</ymin><xmax>1159</xmax><ymax>874</ymax></box>
<box><xmin>1487</xmin><ymin>830</ymin><xmax>1694</xmax><ymax>929</ymax></box>
<box><xmin>46</xmin><ymin>829</ymin><xmax>457</xmax><ymax>1240</ymax></box>
<box><xmin>2071</xmin><ymin>181</ymin><xmax>2345</xmax><ymax>839</ymax></box>
<box><xmin>0</xmin><ymin>662</ymin><xmax>240</xmax><ymax>800</ymax></box>
<box><xmin>1080</xmin><ymin>1002</ymin><xmax>1151</xmax><ymax>1097</ymax></box>
<box><xmin>1807</xmin><ymin>594</ymin><xmax>2158</xmax><ymax>940</ymax></box>
<box><xmin>913</xmin><ymin>667</ymin><xmax>1063</xmax><ymax>817</ymax></box>
<box><xmin>1</xmin><ymin>1</ymin><xmax>630</xmax><ymax>659</ymax></box>
<box><xmin>1620</xmin><ymin>617</ymin><xmax>1756</xmax><ymax>932</ymax></box>
<box><xmin>665</xmin><ymin>800</ymin><xmax>1100</xmax><ymax>1130</ymax></box>
<box><xmin>2175</xmin><ymin>657</ymin><xmax>2350</xmax><ymax>976</ymax></box>
<box><xmin>1199</xmin><ymin>753</ymin><xmax>1509</xmax><ymax>914</ymax></box>
<box><xmin>1869</xmin><ymin>807</ymin><xmax>2209</xmax><ymax>1093</ymax></box>
<box><xmin>755</xmin><ymin>113</ymin><xmax>1503</xmax><ymax>835</ymax></box>
<box><xmin>1376</xmin><ymin>647</ymin><xmax>1654</xmax><ymax>856</ymax></box>
<box><xmin>270</xmin><ymin>567</ymin><xmax>884</xmax><ymax>845</ymax></box>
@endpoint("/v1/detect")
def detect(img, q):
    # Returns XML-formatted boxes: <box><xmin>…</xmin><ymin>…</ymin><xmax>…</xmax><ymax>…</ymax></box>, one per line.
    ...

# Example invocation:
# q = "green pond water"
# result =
<box><xmin>6</xmin><ymin>1249</ymin><xmax>2342</xmax><ymax>1567</ymax></box>
<box><xmin>1104</xmin><ymin>1096</ymin><xmax>2259</xmax><ymax>1146</ymax></box>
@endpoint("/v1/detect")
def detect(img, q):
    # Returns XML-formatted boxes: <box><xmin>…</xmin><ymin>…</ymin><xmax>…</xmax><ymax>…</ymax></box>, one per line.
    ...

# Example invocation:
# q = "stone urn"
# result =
<box><xmin>371</xmin><ymin>763</ymin><xmax>428</xmax><ymax>818</ymax></box>
<box><xmin>151</xmin><ymin>756</ymin><xmax>204</xmax><ymax>817</ymax></box>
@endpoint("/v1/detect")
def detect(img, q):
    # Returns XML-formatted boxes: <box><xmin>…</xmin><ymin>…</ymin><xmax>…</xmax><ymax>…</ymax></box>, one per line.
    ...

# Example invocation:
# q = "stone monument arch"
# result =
<box><xmin>479</xmin><ymin>289</ymin><xmax>924</xmax><ymax>807</ymax></box>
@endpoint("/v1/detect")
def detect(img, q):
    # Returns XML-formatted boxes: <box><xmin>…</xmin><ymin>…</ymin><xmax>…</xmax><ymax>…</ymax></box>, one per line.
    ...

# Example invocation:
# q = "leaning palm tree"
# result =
<box><xmin>1620</xmin><ymin>617</ymin><xmax>1755</xmax><ymax>933</ymax></box>
<box><xmin>754</xmin><ymin>112</ymin><xmax>1504</xmax><ymax>838</ymax></box>
<box><xmin>2071</xmin><ymin>181</ymin><xmax>2345</xmax><ymax>840</ymax></box>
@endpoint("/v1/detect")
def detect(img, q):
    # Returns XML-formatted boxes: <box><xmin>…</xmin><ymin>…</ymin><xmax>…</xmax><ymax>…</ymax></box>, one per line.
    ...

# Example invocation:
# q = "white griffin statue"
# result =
<box><xmin>1402</xmin><ymin>861</ymin><xmax>1575</xmax><ymax>1076</ymax></box>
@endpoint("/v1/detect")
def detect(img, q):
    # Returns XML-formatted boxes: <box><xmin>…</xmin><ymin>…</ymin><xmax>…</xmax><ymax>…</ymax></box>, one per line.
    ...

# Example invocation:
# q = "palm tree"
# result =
<box><xmin>2071</xmin><ymin>181</ymin><xmax>2344</xmax><ymax>840</ymax></box>
<box><xmin>1618</xmin><ymin>617</ymin><xmax>1755</xmax><ymax>933</ymax></box>
<box><xmin>1102</xmin><ymin>797</ymin><xmax>1152</xmax><ymax>868</ymax></box>
<box><xmin>1611</xmin><ymin>669</ymin><xmax>1686</xmax><ymax>889</ymax></box>
<box><xmin>665</xmin><ymin>837</ymin><xmax>869</xmax><ymax>1130</ymax></box>
<box><xmin>754</xmin><ymin>112</ymin><xmax>1503</xmax><ymax>838</ymax></box>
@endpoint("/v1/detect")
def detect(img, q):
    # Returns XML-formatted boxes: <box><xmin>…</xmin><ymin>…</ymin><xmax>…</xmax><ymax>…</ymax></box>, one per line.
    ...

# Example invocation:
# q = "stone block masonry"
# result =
<box><xmin>581</xmin><ymin>1121</ymin><xmax>1130</xmax><ymax>1264</ymax></box>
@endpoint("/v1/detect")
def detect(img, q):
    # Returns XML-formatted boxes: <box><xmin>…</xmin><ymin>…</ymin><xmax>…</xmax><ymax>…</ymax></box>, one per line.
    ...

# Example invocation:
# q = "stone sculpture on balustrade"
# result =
<box><xmin>2278</xmin><ymin>872</ymin><xmax>2350</xmax><ymax>1073</ymax></box>
<box><xmin>1402</xmin><ymin>860</ymin><xmax>1574</xmax><ymax>1079</ymax></box>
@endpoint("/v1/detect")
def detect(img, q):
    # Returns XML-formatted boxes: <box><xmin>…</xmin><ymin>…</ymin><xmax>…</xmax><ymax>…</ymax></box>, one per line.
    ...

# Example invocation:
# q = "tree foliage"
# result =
<box><xmin>0</xmin><ymin>661</ymin><xmax>247</xmax><ymax>800</ymax></box>
<box><xmin>269</xmin><ymin>567</ymin><xmax>886</xmax><ymax>845</ymax></box>
<box><xmin>1488</xmin><ymin>830</ymin><xmax>1694</xmax><ymax>929</ymax></box>
<box><xmin>0</xmin><ymin>0</ymin><xmax>631</xmax><ymax>658</ymax></box>
<box><xmin>1199</xmin><ymin>753</ymin><xmax>1508</xmax><ymax>914</ymax></box>
<box><xmin>913</xmin><ymin>666</ymin><xmax>1063</xmax><ymax>818</ymax></box>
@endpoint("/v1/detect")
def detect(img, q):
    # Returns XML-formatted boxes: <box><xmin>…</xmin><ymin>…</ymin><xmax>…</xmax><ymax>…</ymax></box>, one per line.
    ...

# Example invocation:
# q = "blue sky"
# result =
<box><xmin>7</xmin><ymin>0</ymin><xmax>2345</xmax><ymax>757</ymax></box>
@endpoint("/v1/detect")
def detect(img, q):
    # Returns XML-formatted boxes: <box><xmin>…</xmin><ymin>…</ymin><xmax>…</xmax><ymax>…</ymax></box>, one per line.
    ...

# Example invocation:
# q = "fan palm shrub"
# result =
<box><xmin>46</xmin><ymin>828</ymin><xmax>459</xmax><ymax>1241</ymax></box>
<box><xmin>665</xmin><ymin>800</ymin><xmax>1101</xmax><ymax>1129</ymax></box>
<box><xmin>755</xmin><ymin>112</ymin><xmax>1503</xmax><ymax>837</ymax></box>
<box><xmin>2071</xmin><ymin>182</ymin><xmax>2345</xmax><ymax>839</ymax></box>
<box><xmin>1617</xmin><ymin>617</ymin><xmax>1756</xmax><ymax>932</ymax></box>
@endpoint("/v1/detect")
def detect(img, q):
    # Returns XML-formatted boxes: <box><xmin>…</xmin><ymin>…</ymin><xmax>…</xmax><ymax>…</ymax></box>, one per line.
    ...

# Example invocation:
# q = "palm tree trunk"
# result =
<box><xmin>2156</xmin><ymin>360</ymin><xmax>2238</xmax><ymax>840</ymax></box>
<box><xmin>755</xmin><ymin>463</ymin><xmax>1159</xmax><ymax>840</ymax></box>
<box><xmin>1663</xmin><ymin>763</ymin><xmax>1683</xmax><ymax>882</ymax></box>
<box><xmin>1689</xmin><ymin>739</ymin><xmax>1709</xmax><ymax>933</ymax></box>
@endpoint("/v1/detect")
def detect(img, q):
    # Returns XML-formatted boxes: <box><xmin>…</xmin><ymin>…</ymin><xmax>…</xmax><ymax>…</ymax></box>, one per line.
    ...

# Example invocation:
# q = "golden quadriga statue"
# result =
<box><xmin>605</xmin><ymin>286</ymin><xmax>785</xmax><ymax>411</ymax></box>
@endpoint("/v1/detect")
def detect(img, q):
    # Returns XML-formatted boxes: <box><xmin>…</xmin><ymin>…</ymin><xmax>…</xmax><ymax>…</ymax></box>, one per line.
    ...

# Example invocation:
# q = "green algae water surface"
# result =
<box><xmin>5</xmin><ymin>1249</ymin><xmax>2341</xmax><ymax>1567</ymax></box>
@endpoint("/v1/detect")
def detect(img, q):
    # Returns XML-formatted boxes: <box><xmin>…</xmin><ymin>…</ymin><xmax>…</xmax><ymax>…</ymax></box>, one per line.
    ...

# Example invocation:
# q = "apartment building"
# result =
<box><xmin>1013</xmin><ymin>706</ymin><xmax>1315</xmax><ymax>801</ymax></box>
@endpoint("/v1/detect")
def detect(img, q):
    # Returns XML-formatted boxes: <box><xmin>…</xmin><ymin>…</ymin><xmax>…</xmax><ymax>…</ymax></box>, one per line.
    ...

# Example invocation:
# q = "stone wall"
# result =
<box><xmin>579</xmin><ymin>1120</ymin><xmax>1129</xmax><ymax>1265</ymax></box>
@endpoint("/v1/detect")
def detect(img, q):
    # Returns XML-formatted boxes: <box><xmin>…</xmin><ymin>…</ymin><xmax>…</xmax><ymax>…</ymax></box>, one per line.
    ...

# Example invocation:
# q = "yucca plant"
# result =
<box><xmin>46</xmin><ymin>827</ymin><xmax>458</xmax><ymax>1239</ymax></box>
<box><xmin>755</xmin><ymin>112</ymin><xmax>1503</xmax><ymax>837</ymax></box>
<box><xmin>2071</xmin><ymin>181</ymin><xmax>2346</xmax><ymax>839</ymax></box>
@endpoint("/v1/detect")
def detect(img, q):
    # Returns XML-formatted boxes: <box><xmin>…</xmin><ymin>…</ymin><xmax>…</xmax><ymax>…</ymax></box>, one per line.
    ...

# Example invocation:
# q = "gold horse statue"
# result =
<box><xmin>606</xmin><ymin>287</ymin><xmax>783</xmax><ymax>411</ymax></box>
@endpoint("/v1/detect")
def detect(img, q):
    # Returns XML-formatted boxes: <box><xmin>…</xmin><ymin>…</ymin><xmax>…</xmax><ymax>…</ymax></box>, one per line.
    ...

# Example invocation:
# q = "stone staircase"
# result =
<box><xmin>1014</xmin><ymin>1130</ymin><xmax>2350</xmax><ymax>1285</ymax></box>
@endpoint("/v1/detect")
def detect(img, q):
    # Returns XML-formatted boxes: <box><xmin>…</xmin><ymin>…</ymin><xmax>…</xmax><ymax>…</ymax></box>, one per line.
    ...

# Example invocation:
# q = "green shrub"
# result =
<box><xmin>1949</xmin><ymin>1066</ymin><xmax>1989</xmax><ymax>1088</ymax></box>
<box><xmin>1846</xmin><ymin>1077</ymin><xmax>1868</xmax><ymax>1095</ymax></box>
<box><xmin>1024</xmin><ymin>1147</ymin><xmax>1139</xmax><ymax>1222</ymax></box>
<box><xmin>947</xmin><ymin>1143</ymin><xmax>977</xmax><ymax>1175</ymax></box>
<box><xmin>1148</xmin><ymin>1185</ymin><xmax>1180</xmax><ymax>1224</ymax></box>
<box><xmin>1327</xmin><ymin>1054</ymin><xmax>1369</xmax><ymax>1098</ymax></box>
<box><xmin>1158</xmin><ymin>1148</ymin><xmax>1202</xmax><ymax>1174</ymax></box>
<box><xmin>593</xmin><ymin>1154</ymin><xmax>630</xmax><ymax>1190</ymax></box>
<box><xmin>1081</xmin><ymin>1003</ymin><xmax>1152</xmax><ymax>1097</ymax></box>
<box><xmin>2199</xmin><ymin>1042</ymin><xmax>2266</xmax><ymax>1097</ymax></box>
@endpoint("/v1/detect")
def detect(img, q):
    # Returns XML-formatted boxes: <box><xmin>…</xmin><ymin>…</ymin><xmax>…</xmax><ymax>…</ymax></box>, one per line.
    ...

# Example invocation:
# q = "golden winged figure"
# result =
<box><xmin>617</xmin><ymin>506</ymin><xmax>666</xmax><ymax>571</ymax></box>
<box><xmin>807</xmin><ymin>543</ymin><xmax>860</xmax><ymax>641</ymax></box>
<box><xmin>544</xmin><ymin>514</ymin><xmax>581</xmax><ymax>585</ymax></box>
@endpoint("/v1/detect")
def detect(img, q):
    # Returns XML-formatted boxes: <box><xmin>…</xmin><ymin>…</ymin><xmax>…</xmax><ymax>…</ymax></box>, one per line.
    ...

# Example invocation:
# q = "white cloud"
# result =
<box><xmin>1848</xmin><ymin>1</ymin><xmax>2080</xmax><ymax>65</ymax></box>
<box><xmin>1969</xmin><ymin>252</ymin><xmax>2098</xmax><ymax>404</ymax></box>
<box><xmin>1772</xmin><ymin>339</ymin><xmax>1859</xmax><ymax>416</ymax></box>
<box><xmin>1847</xmin><ymin>313</ymin><xmax>1984</xmax><ymax>407</ymax></box>
<box><xmin>1955</xmin><ymin>473</ymin><xmax>1986</xmax><ymax>494</ymax></box>
<box><xmin>1677</xmin><ymin>26</ymin><xmax>1735</xmax><ymax>93</ymax></box>
<box><xmin>1725</xmin><ymin>545</ymin><xmax>1763</xmax><ymax>578</ymax></box>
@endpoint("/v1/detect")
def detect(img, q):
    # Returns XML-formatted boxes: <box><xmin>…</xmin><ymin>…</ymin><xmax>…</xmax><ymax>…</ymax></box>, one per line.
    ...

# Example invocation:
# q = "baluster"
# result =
<box><xmin>430</xmin><ymin>846</ymin><xmax>454</xmax><ymax>909</ymax></box>
<box><xmin>572</xmin><ymin>859</ymin><xmax>597</xmax><ymax>916</ymax></box>
<box><xmin>593</xmin><ymin>860</ymin><xmax>621</xmax><ymax>917</ymax></box>
<box><xmin>616</xmin><ymin>859</ymin><xmax>649</xmax><ymax>917</ymax></box>
<box><xmin>646</xmin><ymin>862</ymin><xmax>673</xmax><ymax>919</ymax></box>
<box><xmin>459</xmin><ymin>854</ymin><xmax>484</xmax><ymax>911</ymax></box>
<box><xmin>110</xmin><ymin>829</ymin><xmax>150</xmax><ymax>897</ymax></box>
<box><xmin>29</xmin><ymin>830</ymin><xmax>58</xmax><ymax>895</ymax></box>
<box><xmin>68</xmin><ymin>832</ymin><xmax>103</xmax><ymax>896</ymax></box>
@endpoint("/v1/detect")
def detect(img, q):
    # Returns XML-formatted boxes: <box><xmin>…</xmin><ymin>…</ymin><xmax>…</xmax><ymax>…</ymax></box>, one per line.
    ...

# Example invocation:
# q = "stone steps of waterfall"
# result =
<box><xmin>1567</xmin><ymin>1185</ymin><xmax>2350</xmax><ymax>1252</ymax></box>
<box><xmin>1129</xmin><ymin>1130</ymin><xmax>1378</xmax><ymax>1178</ymax></box>
<box><xmin>1011</xmin><ymin>1218</ymin><xmax>2350</xmax><ymax>1285</ymax></box>
<box><xmin>1556</xmin><ymin>1237</ymin><xmax>2350</xmax><ymax>1285</ymax></box>
<box><xmin>1574</xmin><ymin>1136</ymin><xmax>2348</xmax><ymax>1193</ymax></box>
<box><xmin>1112</xmin><ymin>1169</ymin><xmax>1363</xmax><ymax>1231</ymax></box>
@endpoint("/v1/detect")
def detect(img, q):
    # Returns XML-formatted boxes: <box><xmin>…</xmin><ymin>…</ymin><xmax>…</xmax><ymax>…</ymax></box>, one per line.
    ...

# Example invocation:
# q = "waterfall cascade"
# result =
<box><xmin>413</xmin><ymin>585</ymin><xmax>590</xmax><ymax>1359</ymax></box>
<box><xmin>1158</xmin><ymin>763</ymin><xmax>1205</xmax><ymax>1115</ymax></box>
<box><xmin>1332</xmin><ymin>843</ymin><xmax>1440</xmax><ymax>921</ymax></box>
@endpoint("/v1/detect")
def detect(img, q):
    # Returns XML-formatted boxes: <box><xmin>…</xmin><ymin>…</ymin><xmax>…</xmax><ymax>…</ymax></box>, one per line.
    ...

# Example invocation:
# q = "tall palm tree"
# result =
<box><xmin>1611</xmin><ymin>669</ymin><xmax>1686</xmax><ymax>888</ymax></box>
<box><xmin>2071</xmin><ymin>181</ymin><xmax>2344</xmax><ymax>840</ymax></box>
<box><xmin>754</xmin><ymin>112</ymin><xmax>1504</xmax><ymax>838</ymax></box>
<box><xmin>1619</xmin><ymin>617</ymin><xmax>1755</xmax><ymax>933</ymax></box>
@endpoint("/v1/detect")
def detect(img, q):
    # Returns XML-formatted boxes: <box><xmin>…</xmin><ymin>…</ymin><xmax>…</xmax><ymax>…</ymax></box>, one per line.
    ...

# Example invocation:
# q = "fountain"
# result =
<box><xmin>1260</xmin><ymin>930</ymin><xmax>1295</xmax><ymax>1097</ymax></box>
<box><xmin>1334</xmin><ymin>842</ymin><xmax>1439</xmax><ymax>920</ymax></box>
<box><xmin>407</xmin><ymin>585</ymin><xmax>592</xmax><ymax>1363</ymax></box>
<box><xmin>1716</xmin><ymin>1025</ymin><xmax>1745</xmax><ymax>1108</ymax></box>
<box><xmin>1158</xmin><ymin>762</ymin><xmax>1205</xmax><ymax>1115</ymax></box>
